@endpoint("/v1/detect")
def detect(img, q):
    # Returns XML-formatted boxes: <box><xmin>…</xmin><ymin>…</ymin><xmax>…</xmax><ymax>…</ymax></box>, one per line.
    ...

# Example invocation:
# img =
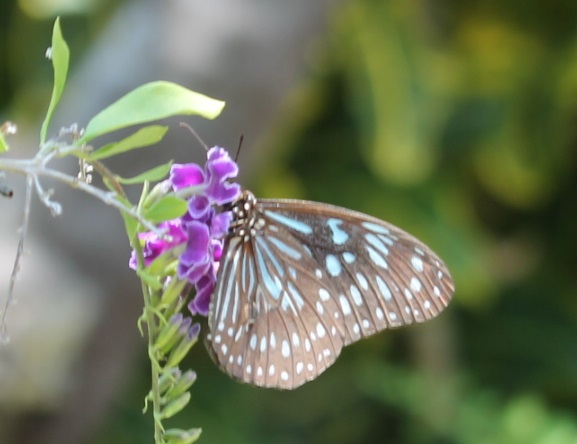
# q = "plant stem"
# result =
<box><xmin>133</xmin><ymin>232</ymin><xmax>164</xmax><ymax>444</ymax></box>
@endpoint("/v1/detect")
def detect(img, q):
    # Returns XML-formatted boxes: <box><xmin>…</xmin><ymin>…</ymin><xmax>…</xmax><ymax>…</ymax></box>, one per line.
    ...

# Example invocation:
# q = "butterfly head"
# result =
<box><xmin>228</xmin><ymin>190</ymin><xmax>266</xmax><ymax>241</ymax></box>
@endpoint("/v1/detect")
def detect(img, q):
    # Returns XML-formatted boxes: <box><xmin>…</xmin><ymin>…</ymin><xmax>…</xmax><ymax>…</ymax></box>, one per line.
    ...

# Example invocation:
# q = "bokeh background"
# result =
<box><xmin>1</xmin><ymin>1</ymin><xmax>577</xmax><ymax>443</ymax></box>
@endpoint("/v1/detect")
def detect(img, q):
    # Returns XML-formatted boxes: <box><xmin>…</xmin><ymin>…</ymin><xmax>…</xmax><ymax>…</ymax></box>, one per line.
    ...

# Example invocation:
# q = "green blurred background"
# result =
<box><xmin>1</xmin><ymin>1</ymin><xmax>577</xmax><ymax>443</ymax></box>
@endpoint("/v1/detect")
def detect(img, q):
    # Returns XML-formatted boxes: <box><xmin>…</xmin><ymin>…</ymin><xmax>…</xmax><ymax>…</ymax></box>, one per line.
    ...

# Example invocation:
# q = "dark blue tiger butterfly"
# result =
<box><xmin>208</xmin><ymin>190</ymin><xmax>454</xmax><ymax>389</ymax></box>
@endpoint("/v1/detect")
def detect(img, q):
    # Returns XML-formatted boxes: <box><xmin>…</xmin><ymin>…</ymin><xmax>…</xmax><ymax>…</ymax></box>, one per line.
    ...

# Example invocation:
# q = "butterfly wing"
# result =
<box><xmin>257</xmin><ymin>199</ymin><xmax>455</xmax><ymax>344</ymax></box>
<box><xmin>208</xmin><ymin>221</ymin><xmax>346</xmax><ymax>389</ymax></box>
<box><xmin>208</xmin><ymin>198</ymin><xmax>454</xmax><ymax>389</ymax></box>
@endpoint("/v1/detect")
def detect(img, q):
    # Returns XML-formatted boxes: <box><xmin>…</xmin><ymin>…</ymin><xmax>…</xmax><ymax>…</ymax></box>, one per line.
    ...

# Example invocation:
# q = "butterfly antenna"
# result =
<box><xmin>235</xmin><ymin>135</ymin><xmax>244</xmax><ymax>163</ymax></box>
<box><xmin>179</xmin><ymin>122</ymin><xmax>209</xmax><ymax>151</ymax></box>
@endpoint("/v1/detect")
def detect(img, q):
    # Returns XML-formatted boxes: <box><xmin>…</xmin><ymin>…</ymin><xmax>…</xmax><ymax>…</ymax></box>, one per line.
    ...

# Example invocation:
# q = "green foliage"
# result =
<box><xmin>40</xmin><ymin>17</ymin><xmax>69</xmax><ymax>145</ymax></box>
<box><xmin>117</xmin><ymin>162</ymin><xmax>174</xmax><ymax>185</ymax></box>
<box><xmin>0</xmin><ymin>17</ymin><xmax>226</xmax><ymax>444</ymax></box>
<box><xmin>88</xmin><ymin>126</ymin><xmax>169</xmax><ymax>161</ymax></box>
<box><xmin>80</xmin><ymin>81</ymin><xmax>224</xmax><ymax>143</ymax></box>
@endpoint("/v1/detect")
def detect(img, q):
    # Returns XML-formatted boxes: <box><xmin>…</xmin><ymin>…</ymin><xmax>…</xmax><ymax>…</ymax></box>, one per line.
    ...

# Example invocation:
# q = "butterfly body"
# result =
<box><xmin>208</xmin><ymin>190</ymin><xmax>454</xmax><ymax>389</ymax></box>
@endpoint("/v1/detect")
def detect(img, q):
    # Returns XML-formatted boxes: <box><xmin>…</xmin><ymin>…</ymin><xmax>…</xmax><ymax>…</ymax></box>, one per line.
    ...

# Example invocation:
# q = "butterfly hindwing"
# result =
<box><xmin>209</xmin><ymin>227</ymin><xmax>345</xmax><ymax>389</ymax></box>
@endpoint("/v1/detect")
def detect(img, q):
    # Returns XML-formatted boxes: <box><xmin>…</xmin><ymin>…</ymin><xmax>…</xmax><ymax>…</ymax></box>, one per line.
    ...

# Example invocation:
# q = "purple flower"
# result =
<box><xmin>205</xmin><ymin>147</ymin><xmax>241</xmax><ymax>204</ymax></box>
<box><xmin>170</xmin><ymin>163</ymin><xmax>205</xmax><ymax>190</ymax></box>
<box><xmin>129</xmin><ymin>220</ymin><xmax>187</xmax><ymax>269</ymax></box>
<box><xmin>130</xmin><ymin>147</ymin><xmax>240</xmax><ymax>317</ymax></box>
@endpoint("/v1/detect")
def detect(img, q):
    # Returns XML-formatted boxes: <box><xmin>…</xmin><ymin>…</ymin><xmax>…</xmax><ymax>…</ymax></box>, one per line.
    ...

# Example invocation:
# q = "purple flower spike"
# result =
<box><xmin>130</xmin><ymin>146</ymin><xmax>241</xmax><ymax>320</ymax></box>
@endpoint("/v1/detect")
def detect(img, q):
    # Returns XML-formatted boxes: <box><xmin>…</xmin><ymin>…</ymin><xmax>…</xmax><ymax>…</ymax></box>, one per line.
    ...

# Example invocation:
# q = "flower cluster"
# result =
<box><xmin>130</xmin><ymin>147</ymin><xmax>240</xmax><ymax>316</ymax></box>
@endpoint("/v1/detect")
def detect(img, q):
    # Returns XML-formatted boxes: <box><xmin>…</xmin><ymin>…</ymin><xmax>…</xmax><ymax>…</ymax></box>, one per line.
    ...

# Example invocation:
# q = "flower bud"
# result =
<box><xmin>165</xmin><ymin>370</ymin><xmax>197</xmax><ymax>399</ymax></box>
<box><xmin>164</xmin><ymin>427</ymin><xmax>202</xmax><ymax>444</ymax></box>
<box><xmin>160</xmin><ymin>392</ymin><xmax>191</xmax><ymax>419</ymax></box>
<box><xmin>155</xmin><ymin>314</ymin><xmax>183</xmax><ymax>351</ymax></box>
<box><xmin>157</xmin><ymin>367</ymin><xmax>181</xmax><ymax>396</ymax></box>
<box><xmin>165</xmin><ymin>323</ymin><xmax>200</xmax><ymax>368</ymax></box>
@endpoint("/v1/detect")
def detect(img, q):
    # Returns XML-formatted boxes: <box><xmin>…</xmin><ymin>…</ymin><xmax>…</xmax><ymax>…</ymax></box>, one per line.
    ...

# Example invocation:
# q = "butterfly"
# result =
<box><xmin>207</xmin><ymin>190</ymin><xmax>454</xmax><ymax>389</ymax></box>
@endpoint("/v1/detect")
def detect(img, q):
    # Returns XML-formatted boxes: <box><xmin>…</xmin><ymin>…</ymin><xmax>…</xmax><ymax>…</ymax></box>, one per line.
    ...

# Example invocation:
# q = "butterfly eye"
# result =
<box><xmin>208</xmin><ymin>190</ymin><xmax>454</xmax><ymax>389</ymax></box>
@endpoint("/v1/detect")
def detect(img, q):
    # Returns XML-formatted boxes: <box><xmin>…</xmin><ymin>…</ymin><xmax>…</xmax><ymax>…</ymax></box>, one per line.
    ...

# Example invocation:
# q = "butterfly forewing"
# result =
<box><xmin>208</xmin><ymin>192</ymin><xmax>454</xmax><ymax>389</ymax></box>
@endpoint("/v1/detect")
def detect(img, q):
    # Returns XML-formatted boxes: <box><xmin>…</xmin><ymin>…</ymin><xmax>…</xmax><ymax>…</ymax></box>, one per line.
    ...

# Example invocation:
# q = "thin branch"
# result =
<box><xmin>0</xmin><ymin>157</ymin><xmax>161</xmax><ymax>234</ymax></box>
<box><xmin>0</xmin><ymin>175</ymin><xmax>33</xmax><ymax>343</ymax></box>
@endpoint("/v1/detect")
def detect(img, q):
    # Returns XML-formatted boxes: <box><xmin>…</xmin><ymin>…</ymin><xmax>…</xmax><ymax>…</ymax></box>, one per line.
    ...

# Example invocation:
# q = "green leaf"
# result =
<box><xmin>80</xmin><ymin>81</ymin><xmax>225</xmax><ymax>143</ymax></box>
<box><xmin>117</xmin><ymin>162</ymin><xmax>173</xmax><ymax>185</ymax></box>
<box><xmin>87</xmin><ymin>125</ymin><xmax>168</xmax><ymax>160</ymax></box>
<box><xmin>147</xmin><ymin>250</ymin><xmax>179</xmax><ymax>277</ymax></box>
<box><xmin>0</xmin><ymin>133</ymin><xmax>8</xmax><ymax>153</ymax></box>
<box><xmin>40</xmin><ymin>17</ymin><xmax>70</xmax><ymax>145</ymax></box>
<box><xmin>122</xmin><ymin>210</ymin><xmax>139</xmax><ymax>241</ymax></box>
<box><xmin>115</xmin><ymin>195</ymin><xmax>139</xmax><ymax>239</ymax></box>
<box><xmin>136</xmin><ymin>268</ymin><xmax>162</xmax><ymax>290</ymax></box>
<box><xmin>144</xmin><ymin>196</ymin><xmax>187</xmax><ymax>224</ymax></box>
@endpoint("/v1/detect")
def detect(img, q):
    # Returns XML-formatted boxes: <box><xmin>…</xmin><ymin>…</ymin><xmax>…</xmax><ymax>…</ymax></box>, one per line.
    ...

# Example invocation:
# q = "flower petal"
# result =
<box><xmin>170</xmin><ymin>163</ymin><xmax>205</xmax><ymax>190</ymax></box>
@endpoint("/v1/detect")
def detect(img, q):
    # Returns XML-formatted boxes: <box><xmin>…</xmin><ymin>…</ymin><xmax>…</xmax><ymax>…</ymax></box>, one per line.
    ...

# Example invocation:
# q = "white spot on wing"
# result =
<box><xmin>319</xmin><ymin>288</ymin><xmax>330</xmax><ymax>301</ymax></box>
<box><xmin>365</xmin><ymin>233</ymin><xmax>390</xmax><ymax>256</ymax></box>
<box><xmin>356</xmin><ymin>273</ymin><xmax>369</xmax><ymax>290</ymax></box>
<box><xmin>376</xmin><ymin>276</ymin><xmax>392</xmax><ymax>300</ymax></box>
<box><xmin>327</xmin><ymin>218</ymin><xmax>349</xmax><ymax>245</ymax></box>
<box><xmin>264</xmin><ymin>211</ymin><xmax>313</xmax><ymax>234</ymax></box>
<box><xmin>282</xmin><ymin>340</ymin><xmax>290</xmax><ymax>358</ymax></box>
<box><xmin>366</xmin><ymin>246</ymin><xmax>388</xmax><ymax>269</ymax></box>
<box><xmin>362</xmin><ymin>221</ymin><xmax>390</xmax><ymax>235</ymax></box>
<box><xmin>343</xmin><ymin>252</ymin><xmax>355</xmax><ymax>263</ymax></box>
<box><xmin>292</xmin><ymin>332</ymin><xmax>300</xmax><ymax>347</ymax></box>
<box><xmin>411</xmin><ymin>256</ymin><xmax>424</xmax><ymax>272</ymax></box>
<box><xmin>339</xmin><ymin>295</ymin><xmax>352</xmax><ymax>316</ymax></box>
<box><xmin>325</xmin><ymin>254</ymin><xmax>342</xmax><ymax>277</ymax></box>
<box><xmin>410</xmin><ymin>277</ymin><xmax>422</xmax><ymax>292</ymax></box>
<box><xmin>270</xmin><ymin>332</ymin><xmax>276</xmax><ymax>349</ymax></box>
<box><xmin>350</xmin><ymin>285</ymin><xmax>363</xmax><ymax>306</ymax></box>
